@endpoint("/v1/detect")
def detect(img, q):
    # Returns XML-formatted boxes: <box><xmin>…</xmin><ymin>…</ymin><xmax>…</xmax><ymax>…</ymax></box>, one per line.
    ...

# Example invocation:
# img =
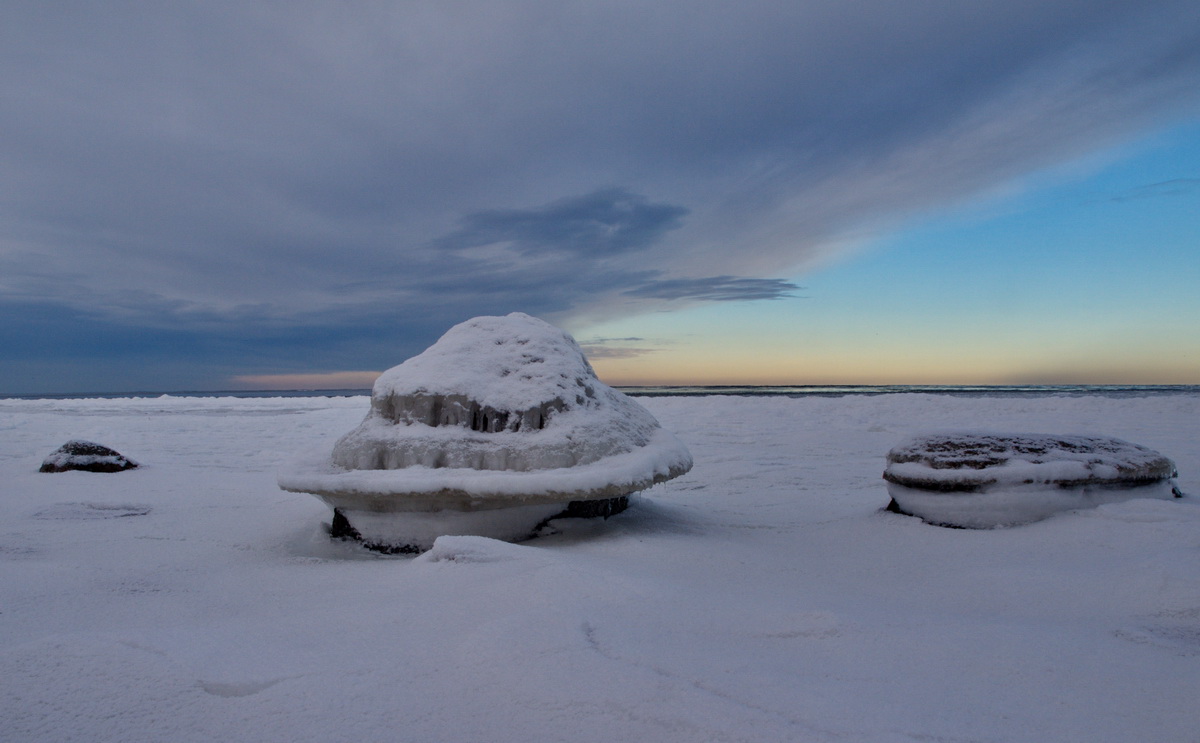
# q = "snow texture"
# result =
<box><xmin>2</xmin><ymin>391</ymin><xmax>1198</xmax><ymax>743</ymax></box>
<box><xmin>278</xmin><ymin>314</ymin><xmax>693</xmax><ymax>530</ymax></box>
<box><xmin>884</xmin><ymin>432</ymin><xmax>1181</xmax><ymax>527</ymax></box>
<box><xmin>416</xmin><ymin>535</ymin><xmax>538</xmax><ymax>564</ymax></box>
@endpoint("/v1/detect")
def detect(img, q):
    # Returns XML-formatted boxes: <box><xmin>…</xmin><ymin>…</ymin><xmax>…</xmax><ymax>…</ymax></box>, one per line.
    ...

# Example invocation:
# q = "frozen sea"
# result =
<box><xmin>1</xmin><ymin>389</ymin><xmax>1198</xmax><ymax>742</ymax></box>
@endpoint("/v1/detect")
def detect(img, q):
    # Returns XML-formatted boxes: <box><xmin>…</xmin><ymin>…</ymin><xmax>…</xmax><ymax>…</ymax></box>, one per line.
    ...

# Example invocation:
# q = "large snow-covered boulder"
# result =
<box><xmin>279</xmin><ymin>313</ymin><xmax>693</xmax><ymax>551</ymax></box>
<box><xmin>39</xmin><ymin>440</ymin><xmax>139</xmax><ymax>473</ymax></box>
<box><xmin>883</xmin><ymin>432</ymin><xmax>1182</xmax><ymax>528</ymax></box>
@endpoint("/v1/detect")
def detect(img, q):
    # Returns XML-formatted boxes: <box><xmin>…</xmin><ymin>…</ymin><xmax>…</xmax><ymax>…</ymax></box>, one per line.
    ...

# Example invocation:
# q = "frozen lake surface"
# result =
<box><xmin>1</xmin><ymin>392</ymin><xmax>1198</xmax><ymax>742</ymax></box>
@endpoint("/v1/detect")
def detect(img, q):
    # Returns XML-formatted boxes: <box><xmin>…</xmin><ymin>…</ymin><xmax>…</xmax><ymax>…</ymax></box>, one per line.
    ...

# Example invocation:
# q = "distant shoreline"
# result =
<box><xmin>3</xmin><ymin>384</ymin><xmax>1198</xmax><ymax>401</ymax></box>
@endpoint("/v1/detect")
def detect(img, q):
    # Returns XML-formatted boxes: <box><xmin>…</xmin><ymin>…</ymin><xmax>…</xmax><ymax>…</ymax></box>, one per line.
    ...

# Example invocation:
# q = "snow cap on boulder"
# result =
<box><xmin>278</xmin><ymin>313</ymin><xmax>692</xmax><ymax>550</ymax></box>
<box><xmin>370</xmin><ymin>312</ymin><xmax>604</xmax><ymax>431</ymax></box>
<box><xmin>330</xmin><ymin>312</ymin><xmax>674</xmax><ymax>473</ymax></box>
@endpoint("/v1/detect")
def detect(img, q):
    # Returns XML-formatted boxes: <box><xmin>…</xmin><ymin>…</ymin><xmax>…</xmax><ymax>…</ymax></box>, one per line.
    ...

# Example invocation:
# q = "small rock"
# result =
<box><xmin>39</xmin><ymin>440</ymin><xmax>139</xmax><ymax>473</ymax></box>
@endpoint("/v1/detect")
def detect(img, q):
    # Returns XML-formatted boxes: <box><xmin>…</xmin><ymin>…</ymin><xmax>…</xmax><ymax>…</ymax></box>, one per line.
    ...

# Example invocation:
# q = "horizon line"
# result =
<box><xmin>4</xmin><ymin>382</ymin><xmax>1200</xmax><ymax>400</ymax></box>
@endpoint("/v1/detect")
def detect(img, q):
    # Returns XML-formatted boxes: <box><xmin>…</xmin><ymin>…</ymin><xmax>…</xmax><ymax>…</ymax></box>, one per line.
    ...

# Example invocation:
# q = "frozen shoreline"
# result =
<box><xmin>1</xmin><ymin>392</ymin><xmax>1198</xmax><ymax>742</ymax></box>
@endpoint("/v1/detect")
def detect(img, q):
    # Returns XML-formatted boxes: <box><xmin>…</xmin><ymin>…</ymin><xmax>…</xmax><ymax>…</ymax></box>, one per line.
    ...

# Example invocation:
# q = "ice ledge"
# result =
<box><xmin>278</xmin><ymin>428</ymin><xmax>692</xmax><ymax>512</ymax></box>
<box><xmin>886</xmin><ymin>480</ymin><xmax>1181</xmax><ymax>529</ymax></box>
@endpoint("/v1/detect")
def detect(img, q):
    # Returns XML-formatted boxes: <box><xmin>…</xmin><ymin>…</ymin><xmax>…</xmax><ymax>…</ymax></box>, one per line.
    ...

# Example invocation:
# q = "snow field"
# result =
<box><xmin>1</xmin><ymin>392</ymin><xmax>1198</xmax><ymax>742</ymax></box>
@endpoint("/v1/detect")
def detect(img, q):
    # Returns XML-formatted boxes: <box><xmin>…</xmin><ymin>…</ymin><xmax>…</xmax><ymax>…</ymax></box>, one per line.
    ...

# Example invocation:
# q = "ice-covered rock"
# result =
<box><xmin>39</xmin><ymin>440</ymin><xmax>139</xmax><ymax>473</ymax></box>
<box><xmin>278</xmin><ymin>313</ymin><xmax>692</xmax><ymax>551</ymax></box>
<box><xmin>883</xmin><ymin>432</ymin><xmax>1182</xmax><ymax>528</ymax></box>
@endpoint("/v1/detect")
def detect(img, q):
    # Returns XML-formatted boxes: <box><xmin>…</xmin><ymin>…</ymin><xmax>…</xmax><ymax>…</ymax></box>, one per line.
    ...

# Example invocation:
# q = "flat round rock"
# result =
<box><xmin>883</xmin><ymin>432</ymin><xmax>1181</xmax><ymax>528</ymax></box>
<box><xmin>885</xmin><ymin>433</ymin><xmax>1176</xmax><ymax>491</ymax></box>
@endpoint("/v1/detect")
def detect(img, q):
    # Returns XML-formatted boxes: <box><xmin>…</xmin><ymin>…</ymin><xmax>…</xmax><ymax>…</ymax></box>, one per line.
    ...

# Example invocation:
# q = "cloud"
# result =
<box><xmin>577</xmin><ymin>345</ymin><xmax>655</xmax><ymax>360</ymax></box>
<box><xmin>436</xmin><ymin>189</ymin><xmax>688</xmax><ymax>258</ymax></box>
<box><xmin>1</xmin><ymin>0</ymin><xmax>1199</xmax><ymax>389</ymax></box>
<box><xmin>230</xmin><ymin>371</ymin><xmax>381</xmax><ymax>390</ymax></box>
<box><xmin>1110</xmin><ymin>178</ymin><xmax>1200</xmax><ymax>202</ymax></box>
<box><xmin>625</xmin><ymin>276</ymin><xmax>801</xmax><ymax>302</ymax></box>
<box><xmin>577</xmin><ymin>335</ymin><xmax>662</xmax><ymax>360</ymax></box>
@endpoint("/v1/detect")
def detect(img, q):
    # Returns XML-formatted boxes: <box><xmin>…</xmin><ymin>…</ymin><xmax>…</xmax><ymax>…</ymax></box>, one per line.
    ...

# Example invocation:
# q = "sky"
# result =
<box><xmin>2</xmin><ymin>1</ymin><xmax>1198</xmax><ymax>394</ymax></box>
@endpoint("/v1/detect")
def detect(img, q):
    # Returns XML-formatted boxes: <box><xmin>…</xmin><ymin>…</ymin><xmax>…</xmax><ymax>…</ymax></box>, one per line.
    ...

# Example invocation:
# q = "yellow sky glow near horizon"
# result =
<box><xmin>229</xmin><ymin>346</ymin><xmax>1199</xmax><ymax>390</ymax></box>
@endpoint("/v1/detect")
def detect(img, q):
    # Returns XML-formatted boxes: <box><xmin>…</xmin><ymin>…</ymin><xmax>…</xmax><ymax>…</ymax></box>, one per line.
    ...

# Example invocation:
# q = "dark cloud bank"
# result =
<box><xmin>1</xmin><ymin>1</ymin><xmax>1198</xmax><ymax>391</ymax></box>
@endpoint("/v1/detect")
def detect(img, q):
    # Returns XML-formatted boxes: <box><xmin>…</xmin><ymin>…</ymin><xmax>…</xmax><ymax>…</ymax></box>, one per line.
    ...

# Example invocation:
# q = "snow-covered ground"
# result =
<box><xmin>1</xmin><ymin>392</ymin><xmax>1197</xmax><ymax>742</ymax></box>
